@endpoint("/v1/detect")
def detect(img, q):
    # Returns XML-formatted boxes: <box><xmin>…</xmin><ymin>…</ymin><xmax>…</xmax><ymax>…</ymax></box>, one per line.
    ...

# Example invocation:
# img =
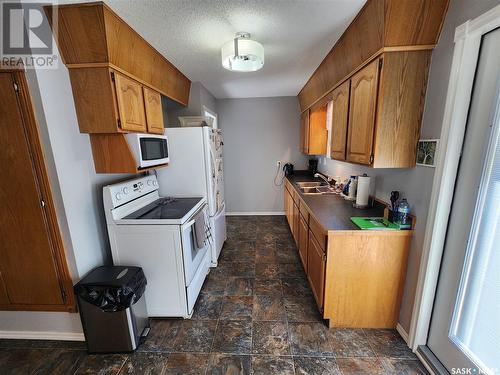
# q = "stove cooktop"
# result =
<box><xmin>123</xmin><ymin>197</ymin><xmax>203</xmax><ymax>220</ymax></box>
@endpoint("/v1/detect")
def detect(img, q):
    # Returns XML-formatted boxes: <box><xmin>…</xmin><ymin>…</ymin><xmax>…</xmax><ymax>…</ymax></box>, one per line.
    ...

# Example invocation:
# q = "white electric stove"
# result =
<box><xmin>103</xmin><ymin>175</ymin><xmax>210</xmax><ymax>317</ymax></box>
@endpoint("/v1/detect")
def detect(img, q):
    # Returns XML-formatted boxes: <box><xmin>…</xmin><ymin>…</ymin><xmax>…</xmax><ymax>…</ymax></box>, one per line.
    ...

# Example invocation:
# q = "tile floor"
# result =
<box><xmin>0</xmin><ymin>216</ymin><xmax>428</xmax><ymax>374</ymax></box>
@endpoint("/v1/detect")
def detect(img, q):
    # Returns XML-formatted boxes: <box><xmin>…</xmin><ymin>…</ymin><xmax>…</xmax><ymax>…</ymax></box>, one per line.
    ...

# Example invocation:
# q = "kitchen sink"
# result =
<box><xmin>295</xmin><ymin>181</ymin><xmax>327</xmax><ymax>188</ymax></box>
<box><xmin>298</xmin><ymin>185</ymin><xmax>336</xmax><ymax>195</ymax></box>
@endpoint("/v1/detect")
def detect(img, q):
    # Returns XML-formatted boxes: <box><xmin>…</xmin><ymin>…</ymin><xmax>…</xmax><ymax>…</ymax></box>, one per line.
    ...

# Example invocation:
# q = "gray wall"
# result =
<box><xmin>218</xmin><ymin>97</ymin><xmax>308</xmax><ymax>214</ymax></box>
<box><xmin>167</xmin><ymin>82</ymin><xmax>218</xmax><ymax>127</ymax></box>
<box><xmin>317</xmin><ymin>0</ymin><xmax>500</xmax><ymax>332</ymax></box>
<box><xmin>0</xmin><ymin>31</ymin><xmax>132</xmax><ymax>337</ymax></box>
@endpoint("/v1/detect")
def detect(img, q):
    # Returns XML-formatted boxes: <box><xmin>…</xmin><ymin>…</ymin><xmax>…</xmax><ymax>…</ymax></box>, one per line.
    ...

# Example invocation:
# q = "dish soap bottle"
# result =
<box><xmin>398</xmin><ymin>199</ymin><xmax>410</xmax><ymax>226</ymax></box>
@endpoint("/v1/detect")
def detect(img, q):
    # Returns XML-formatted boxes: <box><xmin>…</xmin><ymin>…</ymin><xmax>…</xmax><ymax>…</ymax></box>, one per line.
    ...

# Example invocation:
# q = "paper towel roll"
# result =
<box><xmin>356</xmin><ymin>175</ymin><xmax>370</xmax><ymax>207</ymax></box>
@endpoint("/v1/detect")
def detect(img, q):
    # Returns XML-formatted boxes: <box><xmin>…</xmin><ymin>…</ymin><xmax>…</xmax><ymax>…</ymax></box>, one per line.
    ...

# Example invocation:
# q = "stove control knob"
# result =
<box><xmin>153</xmin><ymin>180</ymin><xmax>158</xmax><ymax>187</ymax></box>
<box><xmin>122</xmin><ymin>187</ymin><xmax>129</xmax><ymax>195</ymax></box>
<box><xmin>147</xmin><ymin>180</ymin><xmax>153</xmax><ymax>186</ymax></box>
<box><xmin>115</xmin><ymin>192</ymin><xmax>122</xmax><ymax>201</ymax></box>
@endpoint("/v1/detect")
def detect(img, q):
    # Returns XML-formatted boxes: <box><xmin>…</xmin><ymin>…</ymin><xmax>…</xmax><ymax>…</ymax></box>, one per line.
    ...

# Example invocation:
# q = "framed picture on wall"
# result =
<box><xmin>416</xmin><ymin>139</ymin><xmax>439</xmax><ymax>167</ymax></box>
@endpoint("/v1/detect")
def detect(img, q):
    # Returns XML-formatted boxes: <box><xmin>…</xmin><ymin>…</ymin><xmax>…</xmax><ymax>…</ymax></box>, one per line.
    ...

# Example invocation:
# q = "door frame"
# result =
<box><xmin>0</xmin><ymin>69</ymin><xmax>76</xmax><ymax>312</ymax></box>
<box><xmin>409</xmin><ymin>3</ymin><xmax>500</xmax><ymax>358</ymax></box>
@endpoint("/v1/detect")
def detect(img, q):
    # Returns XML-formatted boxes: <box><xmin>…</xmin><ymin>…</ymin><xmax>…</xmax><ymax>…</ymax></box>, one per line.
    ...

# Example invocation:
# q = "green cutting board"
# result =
<box><xmin>351</xmin><ymin>217</ymin><xmax>399</xmax><ymax>230</ymax></box>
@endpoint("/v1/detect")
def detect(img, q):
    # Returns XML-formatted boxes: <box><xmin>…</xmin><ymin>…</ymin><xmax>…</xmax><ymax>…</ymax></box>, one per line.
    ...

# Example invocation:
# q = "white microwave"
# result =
<box><xmin>125</xmin><ymin>133</ymin><xmax>169</xmax><ymax>169</ymax></box>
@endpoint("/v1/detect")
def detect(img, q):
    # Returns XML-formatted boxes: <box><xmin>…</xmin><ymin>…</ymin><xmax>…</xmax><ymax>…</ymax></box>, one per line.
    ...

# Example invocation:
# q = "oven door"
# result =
<box><xmin>180</xmin><ymin>205</ymin><xmax>209</xmax><ymax>286</ymax></box>
<box><xmin>139</xmin><ymin>136</ymin><xmax>169</xmax><ymax>168</ymax></box>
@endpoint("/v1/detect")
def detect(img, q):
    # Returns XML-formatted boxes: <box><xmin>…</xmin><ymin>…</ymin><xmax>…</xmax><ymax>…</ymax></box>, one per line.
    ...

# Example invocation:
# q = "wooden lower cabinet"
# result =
<box><xmin>298</xmin><ymin>216</ymin><xmax>309</xmax><ymax>270</ymax></box>
<box><xmin>284</xmin><ymin>185</ymin><xmax>293</xmax><ymax>229</ymax></box>
<box><xmin>324</xmin><ymin>232</ymin><xmax>411</xmax><ymax>328</ymax></box>
<box><xmin>307</xmin><ymin>233</ymin><xmax>326</xmax><ymax>310</ymax></box>
<box><xmin>284</xmin><ymin>182</ymin><xmax>411</xmax><ymax>328</ymax></box>
<box><xmin>292</xmin><ymin>202</ymin><xmax>300</xmax><ymax>245</ymax></box>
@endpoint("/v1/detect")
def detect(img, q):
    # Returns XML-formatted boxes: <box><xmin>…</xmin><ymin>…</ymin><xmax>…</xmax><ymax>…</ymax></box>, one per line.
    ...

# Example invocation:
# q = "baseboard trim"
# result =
<box><xmin>226</xmin><ymin>212</ymin><xmax>285</xmax><ymax>216</ymax></box>
<box><xmin>0</xmin><ymin>330</ymin><xmax>85</xmax><ymax>341</ymax></box>
<box><xmin>396</xmin><ymin>323</ymin><xmax>410</xmax><ymax>344</ymax></box>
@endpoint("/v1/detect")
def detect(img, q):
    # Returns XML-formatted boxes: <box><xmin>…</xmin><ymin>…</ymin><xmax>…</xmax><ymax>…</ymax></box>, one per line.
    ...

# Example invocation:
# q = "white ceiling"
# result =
<box><xmin>61</xmin><ymin>0</ymin><xmax>366</xmax><ymax>98</ymax></box>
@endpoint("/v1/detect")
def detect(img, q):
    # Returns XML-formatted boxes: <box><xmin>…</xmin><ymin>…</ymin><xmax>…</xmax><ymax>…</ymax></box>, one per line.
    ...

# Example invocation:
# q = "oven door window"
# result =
<box><xmin>140</xmin><ymin>138</ymin><xmax>168</xmax><ymax>161</ymax></box>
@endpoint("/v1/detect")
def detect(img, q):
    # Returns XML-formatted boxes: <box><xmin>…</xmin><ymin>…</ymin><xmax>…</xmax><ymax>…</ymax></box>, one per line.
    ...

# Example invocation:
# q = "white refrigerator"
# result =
<box><xmin>157</xmin><ymin>127</ymin><xmax>226</xmax><ymax>266</ymax></box>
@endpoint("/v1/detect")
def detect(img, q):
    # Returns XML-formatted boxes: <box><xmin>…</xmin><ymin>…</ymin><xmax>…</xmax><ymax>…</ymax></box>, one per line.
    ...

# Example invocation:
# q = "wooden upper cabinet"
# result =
<box><xmin>330</xmin><ymin>80</ymin><xmax>350</xmax><ymax>160</ymax></box>
<box><xmin>301</xmin><ymin>105</ymin><xmax>327</xmax><ymax>156</ymax></box>
<box><xmin>45</xmin><ymin>2</ymin><xmax>191</xmax><ymax>105</ymax></box>
<box><xmin>373</xmin><ymin>51</ymin><xmax>432</xmax><ymax>168</ymax></box>
<box><xmin>143</xmin><ymin>87</ymin><xmax>164</xmax><ymax>134</ymax></box>
<box><xmin>300</xmin><ymin>110</ymin><xmax>310</xmax><ymax>154</ymax></box>
<box><xmin>113</xmin><ymin>72</ymin><xmax>147</xmax><ymax>133</ymax></box>
<box><xmin>298</xmin><ymin>0</ymin><xmax>449</xmax><ymax>111</ymax></box>
<box><xmin>346</xmin><ymin>59</ymin><xmax>380</xmax><ymax>165</ymax></box>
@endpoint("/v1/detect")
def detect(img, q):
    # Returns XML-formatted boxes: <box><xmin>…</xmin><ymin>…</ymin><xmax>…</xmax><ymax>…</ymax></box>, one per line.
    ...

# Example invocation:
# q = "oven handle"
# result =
<box><xmin>181</xmin><ymin>203</ymin><xmax>208</xmax><ymax>232</ymax></box>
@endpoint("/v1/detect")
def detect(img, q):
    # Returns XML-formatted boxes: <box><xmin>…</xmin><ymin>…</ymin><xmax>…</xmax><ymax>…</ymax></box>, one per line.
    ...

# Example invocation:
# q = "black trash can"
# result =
<box><xmin>74</xmin><ymin>266</ymin><xmax>150</xmax><ymax>353</ymax></box>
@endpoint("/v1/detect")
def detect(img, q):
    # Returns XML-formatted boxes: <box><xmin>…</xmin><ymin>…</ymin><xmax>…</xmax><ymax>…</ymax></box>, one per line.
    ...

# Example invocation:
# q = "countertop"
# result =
<box><xmin>286</xmin><ymin>171</ymin><xmax>386</xmax><ymax>231</ymax></box>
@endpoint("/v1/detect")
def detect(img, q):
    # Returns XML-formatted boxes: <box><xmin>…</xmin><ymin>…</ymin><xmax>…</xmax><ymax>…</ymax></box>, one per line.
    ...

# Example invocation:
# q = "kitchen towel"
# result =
<box><xmin>192</xmin><ymin>210</ymin><xmax>207</xmax><ymax>249</ymax></box>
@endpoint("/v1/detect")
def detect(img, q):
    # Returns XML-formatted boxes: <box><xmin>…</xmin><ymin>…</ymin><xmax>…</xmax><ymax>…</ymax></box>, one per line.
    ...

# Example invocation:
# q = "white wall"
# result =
<box><xmin>218</xmin><ymin>97</ymin><xmax>308</xmax><ymax>214</ymax></box>
<box><xmin>317</xmin><ymin>0</ymin><xmax>500</xmax><ymax>333</ymax></box>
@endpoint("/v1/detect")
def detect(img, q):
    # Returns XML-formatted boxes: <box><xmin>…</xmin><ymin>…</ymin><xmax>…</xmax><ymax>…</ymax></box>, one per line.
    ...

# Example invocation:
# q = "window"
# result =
<box><xmin>450</xmin><ymin>94</ymin><xmax>500</xmax><ymax>374</ymax></box>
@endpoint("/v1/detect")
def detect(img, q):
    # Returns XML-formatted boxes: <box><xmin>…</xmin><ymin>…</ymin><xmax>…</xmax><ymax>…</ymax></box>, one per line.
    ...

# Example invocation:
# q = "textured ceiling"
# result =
<box><xmin>59</xmin><ymin>0</ymin><xmax>366</xmax><ymax>98</ymax></box>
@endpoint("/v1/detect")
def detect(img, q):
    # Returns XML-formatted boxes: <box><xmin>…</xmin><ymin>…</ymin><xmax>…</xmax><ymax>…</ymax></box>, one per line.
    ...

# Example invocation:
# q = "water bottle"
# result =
<box><xmin>398</xmin><ymin>199</ymin><xmax>410</xmax><ymax>225</ymax></box>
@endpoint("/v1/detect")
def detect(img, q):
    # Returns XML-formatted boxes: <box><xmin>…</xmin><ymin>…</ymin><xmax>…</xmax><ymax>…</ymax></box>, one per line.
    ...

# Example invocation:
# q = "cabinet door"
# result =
<box><xmin>293</xmin><ymin>202</ymin><xmax>300</xmax><ymax>244</ymax></box>
<box><xmin>298</xmin><ymin>216</ymin><xmax>309</xmax><ymax>271</ymax></box>
<box><xmin>286</xmin><ymin>187</ymin><xmax>295</xmax><ymax>231</ymax></box>
<box><xmin>114</xmin><ymin>72</ymin><xmax>147</xmax><ymax>132</ymax></box>
<box><xmin>143</xmin><ymin>87</ymin><xmax>164</xmax><ymax>134</ymax></box>
<box><xmin>300</xmin><ymin>109</ymin><xmax>310</xmax><ymax>154</ymax></box>
<box><xmin>0</xmin><ymin>73</ymin><xmax>64</xmax><ymax>306</ymax></box>
<box><xmin>330</xmin><ymin>80</ymin><xmax>350</xmax><ymax>160</ymax></box>
<box><xmin>307</xmin><ymin>232</ymin><xmax>326</xmax><ymax>309</ymax></box>
<box><xmin>308</xmin><ymin>105</ymin><xmax>328</xmax><ymax>155</ymax></box>
<box><xmin>284</xmin><ymin>187</ymin><xmax>291</xmax><ymax>228</ymax></box>
<box><xmin>346</xmin><ymin>59</ymin><xmax>380</xmax><ymax>164</ymax></box>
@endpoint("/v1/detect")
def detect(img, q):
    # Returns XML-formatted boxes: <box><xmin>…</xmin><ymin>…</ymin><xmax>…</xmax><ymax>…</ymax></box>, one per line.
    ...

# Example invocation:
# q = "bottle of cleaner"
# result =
<box><xmin>398</xmin><ymin>199</ymin><xmax>410</xmax><ymax>226</ymax></box>
<box><xmin>348</xmin><ymin>176</ymin><xmax>357</xmax><ymax>200</ymax></box>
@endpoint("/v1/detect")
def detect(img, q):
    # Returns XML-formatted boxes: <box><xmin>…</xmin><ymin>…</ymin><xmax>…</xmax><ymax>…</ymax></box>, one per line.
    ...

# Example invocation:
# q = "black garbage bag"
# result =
<box><xmin>74</xmin><ymin>266</ymin><xmax>147</xmax><ymax>312</ymax></box>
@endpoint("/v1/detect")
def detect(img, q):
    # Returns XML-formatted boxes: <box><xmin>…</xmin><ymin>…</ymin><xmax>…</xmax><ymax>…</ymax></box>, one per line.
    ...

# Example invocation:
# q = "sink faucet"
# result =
<box><xmin>314</xmin><ymin>173</ymin><xmax>332</xmax><ymax>185</ymax></box>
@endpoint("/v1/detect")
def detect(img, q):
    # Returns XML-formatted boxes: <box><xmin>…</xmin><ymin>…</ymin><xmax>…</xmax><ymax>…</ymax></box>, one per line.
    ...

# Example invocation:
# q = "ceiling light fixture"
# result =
<box><xmin>221</xmin><ymin>32</ymin><xmax>264</xmax><ymax>72</ymax></box>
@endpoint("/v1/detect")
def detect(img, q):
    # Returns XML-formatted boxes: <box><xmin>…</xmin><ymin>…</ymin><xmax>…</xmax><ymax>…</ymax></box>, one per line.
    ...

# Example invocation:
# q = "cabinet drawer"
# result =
<box><xmin>309</xmin><ymin>215</ymin><xmax>327</xmax><ymax>251</ymax></box>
